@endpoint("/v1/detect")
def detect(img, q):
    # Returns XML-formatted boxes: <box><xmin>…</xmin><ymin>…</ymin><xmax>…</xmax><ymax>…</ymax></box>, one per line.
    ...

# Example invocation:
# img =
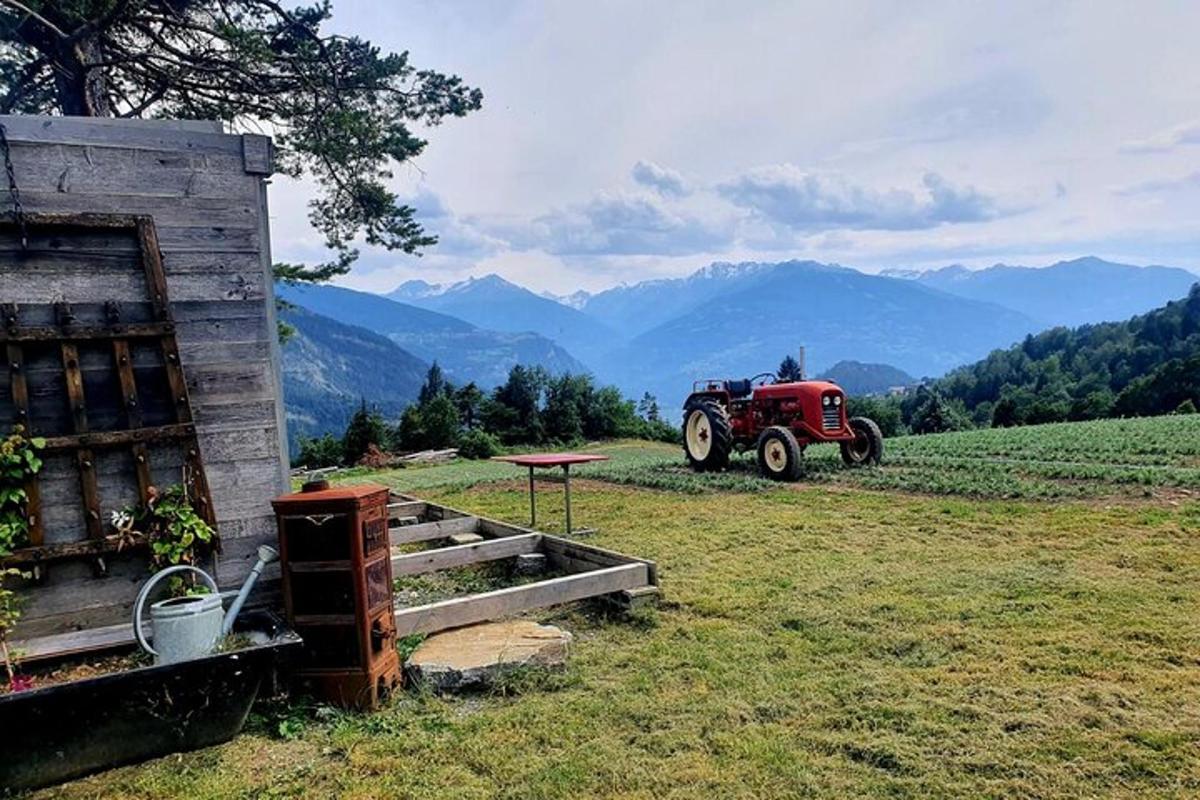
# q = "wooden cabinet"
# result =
<box><xmin>272</xmin><ymin>482</ymin><xmax>400</xmax><ymax>709</ymax></box>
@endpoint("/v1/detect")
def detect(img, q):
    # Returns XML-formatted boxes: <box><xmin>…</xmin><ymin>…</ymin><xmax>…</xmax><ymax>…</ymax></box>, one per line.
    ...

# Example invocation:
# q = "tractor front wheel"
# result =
<box><xmin>682</xmin><ymin>399</ymin><xmax>733</xmax><ymax>472</ymax></box>
<box><xmin>756</xmin><ymin>426</ymin><xmax>803</xmax><ymax>481</ymax></box>
<box><xmin>840</xmin><ymin>416</ymin><xmax>884</xmax><ymax>466</ymax></box>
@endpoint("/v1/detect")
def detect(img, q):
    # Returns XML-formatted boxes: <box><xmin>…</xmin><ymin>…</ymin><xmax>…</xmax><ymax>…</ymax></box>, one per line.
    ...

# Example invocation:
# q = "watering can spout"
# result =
<box><xmin>222</xmin><ymin>544</ymin><xmax>279</xmax><ymax>635</ymax></box>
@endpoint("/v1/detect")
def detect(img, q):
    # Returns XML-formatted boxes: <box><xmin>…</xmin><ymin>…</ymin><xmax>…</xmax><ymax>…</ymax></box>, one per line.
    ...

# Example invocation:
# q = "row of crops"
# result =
<box><xmin>878</xmin><ymin>414</ymin><xmax>1200</xmax><ymax>467</ymax></box>
<box><xmin>577</xmin><ymin>414</ymin><xmax>1200</xmax><ymax>499</ymax></box>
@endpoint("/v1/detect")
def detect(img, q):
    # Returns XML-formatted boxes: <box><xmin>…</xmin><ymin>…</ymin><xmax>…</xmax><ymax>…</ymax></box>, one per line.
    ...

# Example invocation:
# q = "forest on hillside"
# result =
<box><xmin>295</xmin><ymin>363</ymin><xmax>676</xmax><ymax>468</ymax></box>
<box><xmin>856</xmin><ymin>284</ymin><xmax>1200</xmax><ymax>434</ymax></box>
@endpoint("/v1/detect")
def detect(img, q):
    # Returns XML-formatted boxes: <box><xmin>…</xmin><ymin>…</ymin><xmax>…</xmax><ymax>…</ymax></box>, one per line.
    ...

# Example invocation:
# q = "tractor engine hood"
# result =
<box><xmin>754</xmin><ymin>380</ymin><xmax>843</xmax><ymax>400</ymax></box>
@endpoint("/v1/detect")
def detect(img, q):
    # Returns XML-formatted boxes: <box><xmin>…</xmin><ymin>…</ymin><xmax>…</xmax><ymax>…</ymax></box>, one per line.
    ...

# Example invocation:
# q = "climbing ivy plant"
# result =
<box><xmin>116</xmin><ymin>484</ymin><xmax>217</xmax><ymax>572</ymax></box>
<box><xmin>0</xmin><ymin>426</ymin><xmax>44</xmax><ymax>558</ymax></box>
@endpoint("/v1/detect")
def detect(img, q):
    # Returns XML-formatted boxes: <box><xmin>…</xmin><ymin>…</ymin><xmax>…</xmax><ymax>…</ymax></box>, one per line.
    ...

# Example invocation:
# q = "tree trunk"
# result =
<box><xmin>52</xmin><ymin>35</ymin><xmax>113</xmax><ymax>117</ymax></box>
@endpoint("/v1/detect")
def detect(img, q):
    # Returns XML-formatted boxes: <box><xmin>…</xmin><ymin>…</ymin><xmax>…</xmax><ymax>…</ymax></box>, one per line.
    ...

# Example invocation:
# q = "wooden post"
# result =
<box><xmin>60</xmin><ymin>342</ymin><xmax>103</xmax><ymax>545</ymax></box>
<box><xmin>563</xmin><ymin>464</ymin><xmax>572</xmax><ymax>534</ymax></box>
<box><xmin>113</xmin><ymin>339</ymin><xmax>153</xmax><ymax>503</ymax></box>
<box><xmin>528</xmin><ymin>465</ymin><xmax>536</xmax><ymax>527</ymax></box>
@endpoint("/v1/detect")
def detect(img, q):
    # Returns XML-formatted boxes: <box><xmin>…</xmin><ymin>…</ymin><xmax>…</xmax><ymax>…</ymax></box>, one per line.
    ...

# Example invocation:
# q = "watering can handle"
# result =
<box><xmin>132</xmin><ymin>565</ymin><xmax>221</xmax><ymax>657</ymax></box>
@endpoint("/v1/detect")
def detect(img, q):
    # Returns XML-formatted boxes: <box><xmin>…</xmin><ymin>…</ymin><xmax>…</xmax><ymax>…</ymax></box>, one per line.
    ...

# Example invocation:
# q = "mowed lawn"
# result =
<box><xmin>36</xmin><ymin>428</ymin><xmax>1200</xmax><ymax>799</ymax></box>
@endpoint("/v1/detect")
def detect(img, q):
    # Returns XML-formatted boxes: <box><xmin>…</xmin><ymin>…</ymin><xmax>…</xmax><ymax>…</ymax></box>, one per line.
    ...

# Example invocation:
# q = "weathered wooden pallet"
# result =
<box><xmin>1</xmin><ymin>213</ymin><xmax>215</xmax><ymax>575</ymax></box>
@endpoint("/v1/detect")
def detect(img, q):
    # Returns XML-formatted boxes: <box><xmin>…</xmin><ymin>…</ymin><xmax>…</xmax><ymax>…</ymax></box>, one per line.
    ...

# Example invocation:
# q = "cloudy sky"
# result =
<box><xmin>268</xmin><ymin>0</ymin><xmax>1200</xmax><ymax>295</ymax></box>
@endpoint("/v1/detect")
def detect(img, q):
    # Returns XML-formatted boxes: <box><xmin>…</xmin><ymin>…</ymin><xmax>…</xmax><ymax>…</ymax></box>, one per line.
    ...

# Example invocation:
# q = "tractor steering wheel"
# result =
<box><xmin>750</xmin><ymin>372</ymin><xmax>776</xmax><ymax>386</ymax></box>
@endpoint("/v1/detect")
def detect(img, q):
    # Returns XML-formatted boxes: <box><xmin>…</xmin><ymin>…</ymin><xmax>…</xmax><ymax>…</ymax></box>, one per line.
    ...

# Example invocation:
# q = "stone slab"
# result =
<box><xmin>405</xmin><ymin>620</ymin><xmax>572</xmax><ymax>692</ymax></box>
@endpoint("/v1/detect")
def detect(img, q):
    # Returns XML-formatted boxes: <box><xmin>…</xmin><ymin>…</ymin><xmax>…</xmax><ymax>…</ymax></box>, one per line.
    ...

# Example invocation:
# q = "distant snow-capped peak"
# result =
<box><xmin>541</xmin><ymin>289</ymin><xmax>592</xmax><ymax>309</ymax></box>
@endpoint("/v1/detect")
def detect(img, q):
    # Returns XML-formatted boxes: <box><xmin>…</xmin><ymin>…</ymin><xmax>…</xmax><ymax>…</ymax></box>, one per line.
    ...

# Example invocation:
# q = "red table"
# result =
<box><xmin>492</xmin><ymin>453</ymin><xmax>609</xmax><ymax>534</ymax></box>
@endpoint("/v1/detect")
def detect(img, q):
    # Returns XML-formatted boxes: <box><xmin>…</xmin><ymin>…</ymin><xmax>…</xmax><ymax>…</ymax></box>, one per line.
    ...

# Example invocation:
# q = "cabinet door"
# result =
<box><xmin>281</xmin><ymin>512</ymin><xmax>352</xmax><ymax>561</ymax></box>
<box><xmin>295</xmin><ymin>623</ymin><xmax>361</xmax><ymax>668</ymax></box>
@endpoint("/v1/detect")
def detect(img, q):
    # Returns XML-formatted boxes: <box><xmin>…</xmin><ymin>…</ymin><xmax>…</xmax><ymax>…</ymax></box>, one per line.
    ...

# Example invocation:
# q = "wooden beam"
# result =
<box><xmin>60</xmin><ymin>342</ymin><xmax>88</xmax><ymax>434</ymax></box>
<box><xmin>390</xmin><ymin>533</ymin><xmax>541</xmax><ymax>576</ymax></box>
<box><xmin>478</xmin><ymin>517</ymin><xmax>535</xmax><ymax>538</ymax></box>
<box><xmin>540</xmin><ymin>536</ymin><xmax>660</xmax><ymax>585</ymax></box>
<box><xmin>10</xmin><ymin>621</ymin><xmax>134</xmax><ymax>663</ymax></box>
<box><xmin>393</xmin><ymin>563</ymin><xmax>651</xmax><ymax>637</ymax></box>
<box><xmin>41</xmin><ymin>422</ymin><xmax>196</xmax><ymax>452</ymax></box>
<box><xmin>0</xmin><ymin>322</ymin><xmax>175</xmax><ymax>343</ymax></box>
<box><xmin>0</xmin><ymin>532</ymin><xmax>148</xmax><ymax>568</ymax></box>
<box><xmin>389</xmin><ymin>516</ymin><xmax>479</xmax><ymax>546</ymax></box>
<box><xmin>0</xmin><ymin>211</ymin><xmax>143</xmax><ymax>229</ymax></box>
<box><xmin>111</xmin><ymin>339</ymin><xmax>143</xmax><ymax>429</ymax></box>
<box><xmin>161</xmin><ymin>338</ymin><xmax>193</xmax><ymax>424</ymax></box>
<box><xmin>113</xmin><ymin>309</ymin><xmax>152</xmax><ymax>507</ymax></box>
<box><xmin>136</xmin><ymin>217</ymin><xmax>171</xmax><ymax>320</ymax></box>
<box><xmin>60</xmin><ymin>342</ymin><xmax>105</xmax><ymax>544</ymax></box>
<box><xmin>387</xmin><ymin>500</ymin><xmax>428</xmax><ymax>520</ymax></box>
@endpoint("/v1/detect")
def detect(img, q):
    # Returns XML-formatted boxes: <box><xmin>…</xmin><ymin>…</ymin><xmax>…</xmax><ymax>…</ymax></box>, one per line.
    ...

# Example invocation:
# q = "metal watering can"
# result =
<box><xmin>133</xmin><ymin>545</ymin><xmax>279</xmax><ymax>664</ymax></box>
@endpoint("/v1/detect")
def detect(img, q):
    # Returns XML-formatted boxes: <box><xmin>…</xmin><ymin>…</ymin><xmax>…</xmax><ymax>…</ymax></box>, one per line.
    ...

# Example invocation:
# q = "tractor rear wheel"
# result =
<box><xmin>756</xmin><ymin>426</ymin><xmax>803</xmax><ymax>481</ymax></box>
<box><xmin>682</xmin><ymin>398</ymin><xmax>733</xmax><ymax>471</ymax></box>
<box><xmin>841</xmin><ymin>416</ymin><xmax>884</xmax><ymax>466</ymax></box>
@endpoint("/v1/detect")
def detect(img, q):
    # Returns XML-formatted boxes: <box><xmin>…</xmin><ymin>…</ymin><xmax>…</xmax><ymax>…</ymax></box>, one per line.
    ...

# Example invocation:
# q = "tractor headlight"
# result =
<box><xmin>834</xmin><ymin>395</ymin><xmax>842</xmax><ymax>406</ymax></box>
<box><xmin>822</xmin><ymin>396</ymin><xmax>831</xmax><ymax>407</ymax></box>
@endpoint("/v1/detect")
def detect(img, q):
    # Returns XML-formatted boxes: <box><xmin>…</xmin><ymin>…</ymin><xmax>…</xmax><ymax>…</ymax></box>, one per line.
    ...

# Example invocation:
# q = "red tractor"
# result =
<box><xmin>682</xmin><ymin>373</ymin><xmax>883</xmax><ymax>480</ymax></box>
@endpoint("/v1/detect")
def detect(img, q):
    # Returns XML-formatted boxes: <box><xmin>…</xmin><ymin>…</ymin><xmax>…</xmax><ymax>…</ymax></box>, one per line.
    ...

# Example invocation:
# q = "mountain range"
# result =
<box><xmin>276</xmin><ymin>256</ymin><xmax>1198</xmax><ymax>442</ymax></box>
<box><xmin>388</xmin><ymin>274</ymin><xmax>618</xmax><ymax>364</ymax></box>
<box><xmin>595</xmin><ymin>261</ymin><xmax>1035</xmax><ymax>405</ymax></box>
<box><xmin>279</xmin><ymin>305</ymin><xmax>428</xmax><ymax>450</ymax></box>
<box><xmin>277</xmin><ymin>282</ymin><xmax>586</xmax><ymax>388</ymax></box>
<box><xmin>882</xmin><ymin>257</ymin><xmax>1198</xmax><ymax>328</ymax></box>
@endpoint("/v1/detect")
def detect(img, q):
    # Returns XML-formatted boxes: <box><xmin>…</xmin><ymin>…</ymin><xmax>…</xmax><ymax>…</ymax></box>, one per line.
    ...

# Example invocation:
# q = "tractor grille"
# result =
<box><xmin>822</xmin><ymin>406</ymin><xmax>841</xmax><ymax>431</ymax></box>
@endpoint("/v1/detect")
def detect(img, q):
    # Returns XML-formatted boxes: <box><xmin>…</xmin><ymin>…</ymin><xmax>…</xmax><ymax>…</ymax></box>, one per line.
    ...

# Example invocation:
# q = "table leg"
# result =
<box><xmin>529</xmin><ymin>465</ymin><xmax>536</xmax><ymax>527</ymax></box>
<box><xmin>563</xmin><ymin>464</ymin><xmax>572</xmax><ymax>534</ymax></box>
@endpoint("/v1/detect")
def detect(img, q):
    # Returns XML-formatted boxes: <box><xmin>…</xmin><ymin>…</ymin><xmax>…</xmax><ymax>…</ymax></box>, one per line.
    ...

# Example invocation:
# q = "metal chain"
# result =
<box><xmin>0</xmin><ymin>123</ymin><xmax>29</xmax><ymax>250</ymax></box>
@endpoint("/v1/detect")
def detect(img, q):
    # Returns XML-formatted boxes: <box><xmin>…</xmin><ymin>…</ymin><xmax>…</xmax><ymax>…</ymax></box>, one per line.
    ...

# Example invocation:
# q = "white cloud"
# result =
<box><xmin>1121</xmin><ymin>121</ymin><xmax>1200</xmax><ymax>154</ymax></box>
<box><xmin>403</xmin><ymin>189</ymin><xmax>506</xmax><ymax>258</ymax></box>
<box><xmin>717</xmin><ymin>167</ymin><xmax>1011</xmax><ymax>232</ymax></box>
<box><xmin>631</xmin><ymin>160</ymin><xmax>690</xmax><ymax>198</ymax></box>
<box><xmin>1114</xmin><ymin>171</ymin><xmax>1200</xmax><ymax>197</ymax></box>
<box><xmin>509</xmin><ymin>191</ymin><xmax>732</xmax><ymax>256</ymax></box>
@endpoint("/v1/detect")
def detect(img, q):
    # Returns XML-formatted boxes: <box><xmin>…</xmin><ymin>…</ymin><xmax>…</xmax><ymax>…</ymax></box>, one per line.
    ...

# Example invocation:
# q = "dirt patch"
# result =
<box><xmin>1</xmin><ymin>649</ymin><xmax>150</xmax><ymax>695</ymax></box>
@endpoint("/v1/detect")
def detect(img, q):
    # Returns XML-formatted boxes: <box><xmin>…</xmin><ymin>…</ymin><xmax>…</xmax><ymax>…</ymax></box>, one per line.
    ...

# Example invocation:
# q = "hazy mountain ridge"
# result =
<box><xmin>818</xmin><ymin>361</ymin><xmax>916</xmax><ymax>395</ymax></box>
<box><xmin>277</xmin><ymin>282</ymin><xmax>588</xmax><ymax>389</ymax></box>
<box><xmin>884</xmin><ymin>257</ymin><xmax>1199</xmax><ymax>327</ymax></box>
<box><xmin>595</xmin><ymin>262</ymin><xmax>1037</xmax><ymax>408</ymax></box>
<box><xmin>279</xmin><ymin>305</ymin><xmax>428</xmax><ymax>451</ymax></box>
<box><xmin>387</xmin><ymin>273</ymin><xmax>618</xmax><ymax>363</ymax></box>
<box><xmin>578</xmin><ymin>260</ymin><xmax>798</xmax><ymax>336</ymax></box>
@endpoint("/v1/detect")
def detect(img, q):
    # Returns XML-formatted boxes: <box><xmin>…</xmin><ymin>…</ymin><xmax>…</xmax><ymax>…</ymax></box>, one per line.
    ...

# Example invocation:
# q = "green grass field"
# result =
<box><xmin>35</xmin><ymin>416</ymin><xmax>1200</xmax><ymax>799</ymax></box>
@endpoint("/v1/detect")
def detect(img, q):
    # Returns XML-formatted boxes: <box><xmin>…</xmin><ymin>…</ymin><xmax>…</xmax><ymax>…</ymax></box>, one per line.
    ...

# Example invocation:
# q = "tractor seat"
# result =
<box><xmin>726</xmin><ymin>378</ymin><xmax>753</xmax><ymax>399</ymax></box>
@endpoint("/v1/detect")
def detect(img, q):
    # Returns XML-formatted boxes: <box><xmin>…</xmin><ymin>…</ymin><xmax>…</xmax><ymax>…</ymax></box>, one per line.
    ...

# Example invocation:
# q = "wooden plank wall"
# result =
<box><xmin>0</xmin><ymin>115</ymin><xmax>289</xmax><ymax>639</ymax></box>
